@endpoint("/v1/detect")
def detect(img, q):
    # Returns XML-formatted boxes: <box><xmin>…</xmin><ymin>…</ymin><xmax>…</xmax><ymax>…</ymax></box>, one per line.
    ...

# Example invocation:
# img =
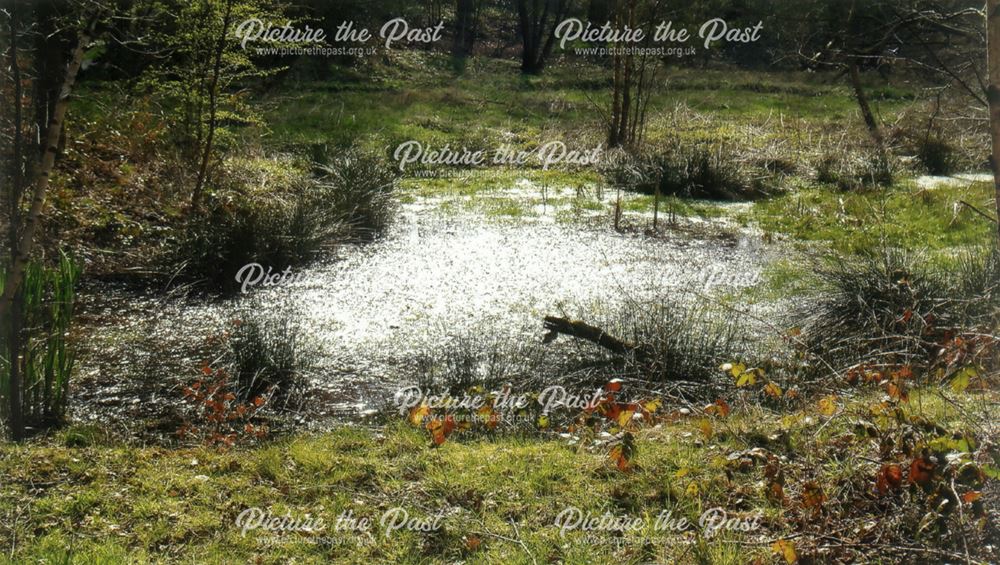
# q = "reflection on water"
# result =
<box><xmin>71</xmin><ymin>189</ymin><xmax>775</xmax><ymax>425</ymax></box>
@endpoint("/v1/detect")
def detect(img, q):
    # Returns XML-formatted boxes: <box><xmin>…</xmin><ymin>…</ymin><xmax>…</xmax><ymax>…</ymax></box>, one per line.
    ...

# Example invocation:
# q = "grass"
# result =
<box><xmin>226</xmin><ymin>303</ymin><xmax>315</xmax><ymax>402</ymax></box>
<box><xmin>740</xmin><ymin>180</ymin><xmax>996</xmax><ymax>257</ymax></box>
<box><xmin>0</xmin><ymin>385</ymin><xmax>994</xmax><ymax>564</ymax></box>
<box><xmin>253</xmin><ymin>54</ymin><xmax>913</xmax><ymax>154</ymax></box>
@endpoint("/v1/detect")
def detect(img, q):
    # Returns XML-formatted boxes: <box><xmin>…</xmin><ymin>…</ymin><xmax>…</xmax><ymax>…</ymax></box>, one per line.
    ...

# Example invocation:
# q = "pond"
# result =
<box><xmin>68</xmin><ymin>184</ymin><xmax>777</xmax><ymax>432</ymax></box>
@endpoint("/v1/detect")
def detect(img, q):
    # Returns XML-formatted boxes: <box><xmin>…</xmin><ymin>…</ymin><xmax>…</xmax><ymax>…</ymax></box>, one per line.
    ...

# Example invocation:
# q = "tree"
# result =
<box><xmin>514</xmin><ymin>0</ymin><xmax>570</xmax><ymax>74</ymax></box>
<box><xmin>989</xmin><ymin>0</ymin><xmax>1000</xmax><ymax>243</ymax></box>
<box><xmin>790</xmin><ymin>0</ymin><xmax>980</xmax><ymax>148</ymax></box>
<box><xmin>1</xmin><ymin>6</ymin><xmax>96</xmax><ymax>440</ymax></box>
<box><xmin>605</xmin><ymin>0</ymin><xmax>665</xmax><ymax>148</ymax></box>
<box><xmin>192</xmin><ymin>0</ymin><xmax>237</xmax><ymax>211</ymax></box>
<box><xmin>452</xmin><ymin>0</ymin><xmax>480</xmax><ymax>62</ymax></box>
<box><xmin>137</xmin><ymin>0</ymin><xmax>288</xmax><ymax>212</ymax></box>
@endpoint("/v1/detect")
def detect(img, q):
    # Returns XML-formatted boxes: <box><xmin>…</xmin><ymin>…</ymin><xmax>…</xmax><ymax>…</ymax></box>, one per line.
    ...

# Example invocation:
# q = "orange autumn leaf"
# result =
<box><xmin>875</xmin><ymin>464</ymin><xmax>903</xmax><ymax>495</ymax></box>
<box><xmin>887</xmin><ymin>382</ymin><xmax>909</xmax><ymax>402</ymax></box>
<box><xmin>409</xmin><ymin>404</ymin><xmax>431</xmax><ymax>426</ymax></box>
<box><xmin>961</xmin><ymin>491</ymin><xmax>982</xmax><ymax>504</ymax></box>
<box><xmin>763</xmin><ymin>382</ymin><xmax>783</xmax><ymax>399</ymax></box>
<box><xmin>605</xmin><ymin>379</ymin><xmax>623</xmax><ymax>392</ymax></box>
<box><xmin>609</xmin><ymin>444</ymin><xmax>631</xmax><ymax>472</ymax></box>
<box><xmin>601</xmin><ymin>402</ymin><xmax>622</xmax><ymax>423</ymax></box>
<box><xmin>767</xmin><ymin>481</ymin><xmax>785</xmax><ymax>503</ymax></box>
<box><xmin>477</xmin><ymin>405</ymin><xmax>499</xmax><ymax>429</ymax></box>
<box><xmin>909</xmin><ymin>456</ymin><xmax>936</xmax><ymax>488</ymax></box>
<box><xmin>802</xmin><ymin>481</ymin><xmax>826</xmax><ymax>509</ymax></box>
<box><xmin>427</xmin><ymin>416</ymin><xmax>457</xmax><ymax>446</ymax></box>
<box><xmin>705</xmin><ymin>398</ymin><xmax>730</xmax><ymax>418</ymax></box>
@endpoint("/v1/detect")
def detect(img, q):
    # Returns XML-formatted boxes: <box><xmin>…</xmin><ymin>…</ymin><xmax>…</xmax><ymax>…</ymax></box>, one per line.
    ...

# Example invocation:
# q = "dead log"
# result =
<box><xmin>543</xmin><ymin>316</ymin><xmax>650</xmax><ymax>361</ymax></box>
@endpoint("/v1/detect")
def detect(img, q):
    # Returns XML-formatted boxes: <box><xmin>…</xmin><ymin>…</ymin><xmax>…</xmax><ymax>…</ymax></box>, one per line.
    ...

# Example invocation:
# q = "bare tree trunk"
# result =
<box><xmin>988</xmin><ymin>0</ymin><xmax>1000</xmax><ymax>243</ymax></box>
<box><xmin>616</xmin><ymin>0</ymin><xmax>634</xmax><ymax>145</ymax></box>
<box><xmin>608</xmin><ymin>1</ymin><xmax>623</xmax><ymax>147</ymax></box>
<box><xmin>849</xmin><ymin>62</ymin><xmax>883</xmax><ymax>147</ymax></box>
<box><xmin>5</xmin><ymin>3</ymin><xmax>26</xmax><ymax>441</ymax></box>
<box><xmin>0</xmin><ymin>18</ymin><xmax>93</xmax><ymax>326</ymax></box>
<box><xmin>191</xmin><ymin>0</ymin><xmax>235</xmax><ymax>212</ymax></box>
<box><xmin>453</xmin><ymin>0</ymin><xmax>477</xmax><ymax>60</ymax></box>
<box><xmin>515</xmin><ymin>0</ymin><xmax>566</xmax><ymax>74</ymax></box>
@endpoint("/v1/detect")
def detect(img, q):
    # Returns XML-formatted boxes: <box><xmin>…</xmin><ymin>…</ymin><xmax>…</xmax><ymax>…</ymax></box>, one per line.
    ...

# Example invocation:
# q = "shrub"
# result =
<box><xmin>915</xmin><ymin>137</ymin><xmax>957</xmax><ymax>176</ymax></box>
<box><xmin>796</xmin><ymin>248</ymin><xmax>948</xmax><ymax>371</ymax></box>
<box><xmin>611</xmin><ymin>300</ymin><xmax>757</xmax><ymax>384</ymax></box>
<box><xmin>953</xmin><ymin>243</ymin><xmax>1000</xmax><ymax>328</ymax></box>
<box><xmin>225</xmin><ymin>302</ymin><xmax>315</xmax><ymax>402</ymax></box>
<box><xmin>601</xmin><ymin>143</ymin><xmax>773</xmax><ymax>201</ymax></box>
<box><xmin>814</xmin><ymin>147</ymin><xmax>895</xmax><ymax>191</ymax></box>
<box><xmin>171</xmin><ymin>149</ymin><xmax>398</xmax><ymax>292</ymax></box>
<box><xmin>175</xmin><ymin>190</ymin><xmax>339</xmax><ymax>292</ymax></box>
<box><xmin>412</xmin><ymin>330</ymin><xmax>548</xmax><ymax>394</ymax></box>
<box><xmin>544</xmin><ymin>299</ymin><xmax>758</xmax><ymax>388</ymax></box>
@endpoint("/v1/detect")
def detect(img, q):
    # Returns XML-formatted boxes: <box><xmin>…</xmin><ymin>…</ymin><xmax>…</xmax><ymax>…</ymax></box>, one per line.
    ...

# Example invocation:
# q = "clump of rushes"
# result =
<box><xmin>225</xmin><ymin>300</ymin><xmax>315</xmax><ymax>403</ymax></box>
<box><xmin>313</xmin><ymin>147</ymin><xmax>401</xmax><ymax>241</ymax></box>
<box><xmin>796</xmin><ymin>247</ymin><xmax>948</xmax><ymax>372</ymax></box>
<box><xmin>172</xmin><ymin>149</ymin><xmax>399</xmax><ymax>293</ymax></box>
<box><xmin>0</xmin><ymin>251</ymin><xmax>80</xmax><ymax>432</ymax></box>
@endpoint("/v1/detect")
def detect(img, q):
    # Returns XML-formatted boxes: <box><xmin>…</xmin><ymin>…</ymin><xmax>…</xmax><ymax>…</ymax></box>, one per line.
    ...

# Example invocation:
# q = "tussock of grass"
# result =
<box><xmin>171</xmin><ymin>149</ymin><xmax>398</xmax><ymax>292</ymax></box>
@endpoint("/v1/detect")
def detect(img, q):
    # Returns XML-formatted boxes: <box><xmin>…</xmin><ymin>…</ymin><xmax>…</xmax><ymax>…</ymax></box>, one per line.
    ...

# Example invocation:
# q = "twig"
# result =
<box><xmin>950</xmin><ymin>477</ymin><xmax>972</xmax><ymax>565</ymax></box>
<box><xmin>957</xmin><ymin>199</ymin><xmax>998</xmax><ymax>223</ymax></box>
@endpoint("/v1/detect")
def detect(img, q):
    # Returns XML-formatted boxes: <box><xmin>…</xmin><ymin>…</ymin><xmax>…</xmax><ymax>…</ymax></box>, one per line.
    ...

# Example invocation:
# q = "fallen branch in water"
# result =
<box><xmin>542</xmin><ymin>316</ymin><xmax>650</xmax><ymax>361</ymax></box>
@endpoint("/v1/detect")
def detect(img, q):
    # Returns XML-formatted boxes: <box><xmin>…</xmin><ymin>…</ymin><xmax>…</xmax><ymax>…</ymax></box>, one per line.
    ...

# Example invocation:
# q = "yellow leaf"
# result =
<box><xmin>764</xmin><ymin>382</ymin><xmax>783</xmax><ymax>398</ymax></box>
<box><xmin>772</xmin><ymin>540</ymin><xmax>798</xmax><ymax>564</ymax></box>
<box><xmin>409</xmin><ymin>405</ymin><xmax>430</xmax><ymax>426</ymax></box>
<box><xmin>674</xmin><ymin>467</ymin><xmax>690</xmax><ymax>478</ymax></box>
<box><xmin>643</xmin><ymin>399</ymin><xmax>662</xmax><ymax>413</ymax></box>
<box><xmin>818</xmin><ymin>396</ymin><xmax>837</xmax><ymax>416</ymax></box>
<box><xmin>736</xmin><ymin>369</ymin><xmax>757</xmax><ymax>387</ymax></box>
<box><xmin>617</xmin><ymin>408</ymin><xmax>636</xmax><ymax>427</ymax></box>
<box><xmin>698</xmin><ymin>418</ymin><xmax>714</xmax><ymax>439</ymax></box>
<box><xmin>950</xmin><ymin>366</ymin><xmax>976</xmax><ymax>394</ymax></box>
<box><xmin>685</xmin><ymin>481</ymin><xmax>700</xmax><ymax>498</ymax></box>
<box><xmin>729</xmin><ymin>362</ymin><xmax>747</xmax><ymax>379</ymax></box>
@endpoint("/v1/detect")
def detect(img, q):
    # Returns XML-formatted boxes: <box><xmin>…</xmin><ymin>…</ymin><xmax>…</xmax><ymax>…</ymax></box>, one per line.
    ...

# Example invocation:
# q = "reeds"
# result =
<box><xmin>0</xmin><ymin>251</ymin><xmax>80</xmax><ymax>430</ymax></box>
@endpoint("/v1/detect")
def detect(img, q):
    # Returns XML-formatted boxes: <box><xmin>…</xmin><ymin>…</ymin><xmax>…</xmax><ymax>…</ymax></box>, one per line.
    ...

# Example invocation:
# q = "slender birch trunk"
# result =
<box><xmin>0</xmin><ymin>20</ymin><xmax>93</xmax><ymax>324</ymax></box>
